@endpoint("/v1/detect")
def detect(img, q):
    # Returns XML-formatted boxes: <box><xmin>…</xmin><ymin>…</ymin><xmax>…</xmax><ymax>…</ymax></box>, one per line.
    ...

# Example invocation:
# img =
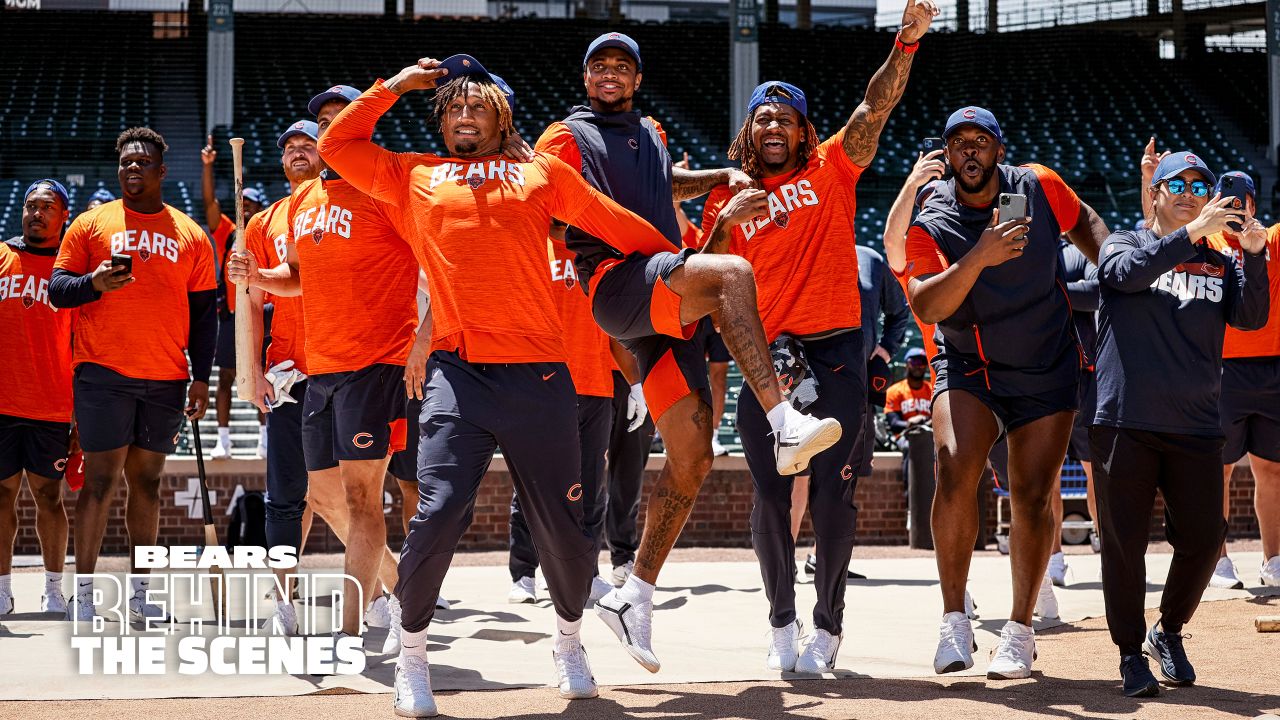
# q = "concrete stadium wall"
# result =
<box><xmin>10</xmin><ymin>454</ymin><xmax>1262</xmax><ymax>556</ymax></box>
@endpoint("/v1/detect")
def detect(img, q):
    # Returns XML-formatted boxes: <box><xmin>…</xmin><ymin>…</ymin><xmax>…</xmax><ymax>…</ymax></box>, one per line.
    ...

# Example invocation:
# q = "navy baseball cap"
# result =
<box><xmin>583</xmin><ymin>32</ymin><xmax>642</xmax><ymax>71</ymax></box>
<box><xmin>307</xmin><ymin>85</ymin><xmax>362</xmax><ymax>116</ymax></box>
<box><xmin>905</xmin><ymin>347</ymin><xmax>927</xmax><ymax>361</ymax></box>
<box><xmin>88</xmin><ymin>188</ymin><xmax>115</xmax><ymax>204</ymax></box>
<box><xmin>277</xmin><ymin>119</ymin><xmax>319</xmax><ymax>149</ymax></box>
<box><xmin>25</xmin><ymin>179</ymin><xmax>69</xmax><ymax>208</ymax></box>
<box><xmin>243</xmin><ymin>187</ymin><xmax>267</xmax><ymax>206</ymax></box>
<box><xmin>915</xmin><ymin>179</ymin><xmax>941</xmax><ymax>209</ymax></box>
<box><xmin>748</xmin><ymin>81</ymin><xmax>807</xmax><ymax>117</ymax></box>
<box><xmin>943</xmin><ymin>106</ymin><xmax>1003</xmax><ymax>144</ymax></box>
<box><xmin>436</xmin><ymin>55</ymin><xmax>517</xmax><ymax>114</ymax></box>
<box><xmin>1151</xmin><ymin>151</ymin><xmax>1216</xmax><ymax>187</ymax></box>
<box><xmin>1217</xmin><ymin>170</ymin><xmax>1256</xmax><ymax>200</ymax></box>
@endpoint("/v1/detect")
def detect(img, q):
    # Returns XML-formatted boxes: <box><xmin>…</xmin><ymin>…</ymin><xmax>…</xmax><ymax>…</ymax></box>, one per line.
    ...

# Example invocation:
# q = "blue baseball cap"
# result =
<box><xmin>1217</xmin><ymin>170</ymin><xmax>1256</xmax><ymax>200</ymax></box>
<box><xmin>88</xmin><ymin>188</ymin><xmax>115</xmax><ymax>204</ymax></box>
<box><xmin>277</xmin><ymin>119</ymin><xmax>319</xmax><ymax>149</ymax></box>
<box><xmin>435</xmin><ymin>55</ymin><xmax>517</xmax><ymax>115</ymax></box>
<box><xmin>748</xmin><ymin>81</ymin><xmax>807</xmax><ymax>117</ymax></box>
<box><xmin>1151</xmin><ymin>151</ymin><xmax>1216</xmax><ymax>187</ymax></box>
<box><xmin>905</xmin><ymin>347</ymin><xmax>927</xmax><ymax>361</ymax></box>
<box><xmin>307</xmin><ymin>85</ymin><xmax>362</xmax><ymax>116</ymax></box>
<box><xmin>943</xmin><ymin>106</ymin><xmax>1003</xmax><ymax>144</ymax></box>
<box><xmin>25</xmin><ymin>179</ymin><xmax>69</xmax><ymax>208</ymax></box>
<box><xmin>583</xmin><ymin>32</ymin><xmax>642</xmax><ymax>71</ymax></box>
<box><xmin>243</xmin><ymin>187</ymin><xmax>267</xmax><ymax>206</ymax></box>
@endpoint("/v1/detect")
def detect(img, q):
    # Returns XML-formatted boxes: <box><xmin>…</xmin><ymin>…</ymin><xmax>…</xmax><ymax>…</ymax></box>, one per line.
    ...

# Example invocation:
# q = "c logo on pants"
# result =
<box><xmin>566</xmin><ymin>483</ymin><xmax>583</xmax><ymax>502</ymax></box>
<box><xmin>840</xmin><ymin>465</ymin><xmax>853</xmax><ymax>480</ymax></box>
<box><xmin>54</xmin><ymin>458</ymin><xmax>67</xmax><ymax>472</ymax></box>
<box><xmin>352</xmin><ymin>432</ymin><xmax>374</xmax><ymax>449</ymax></box>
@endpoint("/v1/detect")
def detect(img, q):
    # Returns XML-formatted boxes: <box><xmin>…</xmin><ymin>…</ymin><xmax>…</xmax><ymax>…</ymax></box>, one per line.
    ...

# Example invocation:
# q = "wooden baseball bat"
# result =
<box><xmin>190</xmin><ymin>419</ymin><xmax>227</xmax><ymax>622</ymax></box>
<box><xmin>228</xmin><ymin>137</ymin><xmax>255</xmax><ymax>403</ymax></box>
<box><xmin>1257</xmin><ymin>616</ymin><xmax>1280</xmax><ymax>632</ymax></box>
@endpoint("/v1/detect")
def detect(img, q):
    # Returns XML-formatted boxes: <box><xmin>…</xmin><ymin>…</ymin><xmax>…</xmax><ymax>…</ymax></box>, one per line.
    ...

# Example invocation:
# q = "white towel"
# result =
<box><xmin>263</xmin><ymin>360</ymin><xmax>307</xmax><ymax>409</ymax></box>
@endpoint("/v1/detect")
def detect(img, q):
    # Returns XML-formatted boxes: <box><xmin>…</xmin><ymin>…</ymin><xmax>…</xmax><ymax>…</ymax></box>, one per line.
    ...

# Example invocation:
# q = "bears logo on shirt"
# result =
<box><xmin>467</xmin><ymin>175</ymin><xmax>486</xmax><ymax>190</ymax></box>
<box><xmin>22</xmin><ymin>295</ymin><xmax>34</xmax><ymax>309</ymax></box>
<box><xmin>312</xmin><ymin>225</ymin><xmax>324</xmax><ymax>245</ymax></box>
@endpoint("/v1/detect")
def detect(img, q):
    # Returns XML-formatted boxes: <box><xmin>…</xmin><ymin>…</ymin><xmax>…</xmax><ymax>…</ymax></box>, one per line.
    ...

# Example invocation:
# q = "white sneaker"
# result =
<box><xmin>1209</xmin><ymin>557</ymin><xmax>1244</xmax><ymax>589</ymax></box>
<box><xmin>933</xmin><ymin>611</ymin><xmax>976</xmax><ymax>674</ymax></box>
<box><xmin>986</xmin><ymin>620</ymin><xmax>1036</xmax><ymax>680</ymax></box>
<box><xmin>711</xmin><ymin>439</ymin><xmax>729</xmax><ymax>457</ymax></box>
<box><xmin>393</xmin><ymin>653</ymin><xmax>437</xmax><ymax>717</ymax></box>
<box><xmin>210</xmin><ymin>443</ymin><xmax>232</xmax><ymax>460</ymax></box>
<box><xmin>1048</xmin><ymin>552</ymin><xmax>1068</xmax><ymax>587</ymax></box>
<box><xmin>794</xmin><ymin>627</ymin><xmax>841</xmax><ymax>674</ymax></box>
<box><xmin>611</xmin><ymin>561</ymin><xmax>634</xmax><ymax>588</ymax></box>
<box><xmin>1090</xmin><ymin>530</ymin><xmax>1102</xmax><ymax>554</ymax></box>
<box><xmin>128</xmin><ymin>590</ymin><xmax>174</xmax><ymax>624</ymax></box>
<box><xmin>1261</xmin><ymin>556</ymin><xmax>1280</xmax><ymax>587</ymax></box>
<box><xmin>1034</xmin><ymin>573</ymin><xmax>1060</xmax><ymax>620</ymax></box>
<box><xmin>595</xmin><ymin>588</ymin><xmax>660</xmax><ymax>672</ymax></box>
<box><xmin>508</xmin><ymin>577</ymin><xmax>537</xmax><ymax>604</ymax></box>
<box><xmin>552</xmin><ymin>640</ymin><xmax>598</xmax><ymax>699</ymax></box>
<box><xmin>265</xmin><ymin>601</ymin><xmax>298</xmax><ymax>635</ymax></box>
<box><xmin>382</xmin><ymin>594</ymin><xmax>403</xmax><ymax>655</ymax></box>
<box><xmin>587</xmin><ymin>576</ymin><xmax>612</xmax><ymax>607</ymax></box>
<box><xmin>41</xmin><ymin>587</ymin><xmax>68</xmax><ymax>614</ymax></box>
<box><xmin>964</xmin><ymin>590</ymin><xmax>979</xmax><ymax>620</ymax></box>
<box><xmin>434</xmin><ymin>595</ymin><xmax>451</xmax><ymax>610</ymax></box>
<box><xmin>0</xmin><ymin>588</ymin><xmax>12</xmax><ymax>615</ymax></box>
<box><xmin>766</xmin><ymin>619</ymin><xmax>802</xmax><ymax>671</ymax></box>
<box><xmin>67</xmin><ymin>590</ymin><xmax>95</xmax><ymax>621</ymax></box>
<box><xmin>774</xmin><ymin>413</ymin><xmax>843</xmax><ymax>476</ymax></box>
<box><xmin>366</xmin><ymin>594</ymin><xmax>391</xmax><ymax>629</ymax></box>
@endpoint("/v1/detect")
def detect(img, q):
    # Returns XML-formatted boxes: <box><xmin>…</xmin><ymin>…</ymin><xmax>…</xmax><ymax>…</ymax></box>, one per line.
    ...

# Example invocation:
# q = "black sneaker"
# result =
<box><xmin>1143</xmin><ymin>622</ymin><xmax>1195</xmax><ymax>685</ymax></box>
<box><xmin>1120</xmin><ymin>654</ymin><xmax>1159</xmax><ymax>697</ymax></box>
<box><xmin>804</xmin><ymin>554</ymin><xmax>866</xmax><ymax>580</ymax></box>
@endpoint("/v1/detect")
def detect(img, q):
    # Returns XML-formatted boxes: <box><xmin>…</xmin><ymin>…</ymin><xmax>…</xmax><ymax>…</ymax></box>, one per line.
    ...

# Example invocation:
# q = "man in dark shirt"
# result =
<box><xmin>1092</xmin><ymin>152</ymin><xmax>1267</xmax><ymax>697</ymax></box>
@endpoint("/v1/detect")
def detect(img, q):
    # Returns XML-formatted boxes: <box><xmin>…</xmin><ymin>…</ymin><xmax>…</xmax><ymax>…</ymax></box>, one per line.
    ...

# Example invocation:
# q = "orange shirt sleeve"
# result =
<box><xmin>188</xmin><ymin>220</ymin><xmax>217</xmax><ymax>293</ymax></box>
<box><xmin>317</xmin><ymin>81</ymin><xmax>410</xmax><ymax>205</ymax></box>
<box><xmin>545</xmin><ymin>156</ymin><xmax>673</xmax><ymax>257</ymax></box>
<box><xmin>884</xmin><ymin>384</ymin><xmax>903</xmax><ymax>413</ymax></box>
<box><xmin>904</xmin><ymin>225</ymin><xmax>949</xmax><ymax>280</ymax></box>
<box><xmin>701</xmin><ymin>185</ymin><xmax>731</xmax><ymax>237</ymax></box>
<box><xmin>681</xmin><ymin>224</ymin><xmax>702</xmax><ymax>250</ymax></box>
<box><xmin>647</xmin><ymin>118</ymin><xmax>668</xmax><ymax>147</ymax></box>
<box><xmin>534</xmin><ymin>122</ymin><xmax>583</xmax><ymax>171</ymax></box>
<box><xmin>1026</xmin><ymin>163</ymin><xmax>1082</xmax><ymax>233</ymax></box>
<box><xmin>54</xmin><ymin>213</ymin><xmax>94</xmax><ymax>274</ymax></box>
<box><xmin>817</xmin><ymin>127</ymin><xmax>868</xmax><ymax>174</ymax></box>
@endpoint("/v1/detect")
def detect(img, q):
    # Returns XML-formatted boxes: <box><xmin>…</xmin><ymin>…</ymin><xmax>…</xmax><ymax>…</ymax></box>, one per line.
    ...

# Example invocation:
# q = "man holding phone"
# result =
<box><xmin>904</xmin><ymin>106</ymin><xmax>1110</xmax><ymax>679</ymax></box>
<box><xmin>49</xmin><ymin>127</ymin><xmax>217</xmax><ymax>622</ymax></box>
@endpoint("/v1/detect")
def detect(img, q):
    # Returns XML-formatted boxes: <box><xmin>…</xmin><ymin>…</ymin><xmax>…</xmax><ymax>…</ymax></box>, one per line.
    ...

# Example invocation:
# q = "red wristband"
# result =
<box><xmin>895</xmin><ymin>31</ymin><xmax>920</xmax><ymax>54</ymax></box>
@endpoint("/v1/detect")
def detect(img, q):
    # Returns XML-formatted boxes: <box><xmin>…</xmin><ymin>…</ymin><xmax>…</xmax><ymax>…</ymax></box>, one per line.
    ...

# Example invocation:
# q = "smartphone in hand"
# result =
<box><xmin>110</xmin><ymin>253</ymin><xmax>132</xmax><ymax>274</ymax></box>
<box><xmin>998</xmin><ymin>193</ymin><xmax>1029</xmax><ymax>222</ymax></box>
<box><xmin>1219</xmin><ymin>175</ymin><xmax>1248</xmax><ymax>233</ymax></box>
<box><xmin>922</xmin><ymin>137</ymin><xmax>951</xmax><ymax>180</ymax></box>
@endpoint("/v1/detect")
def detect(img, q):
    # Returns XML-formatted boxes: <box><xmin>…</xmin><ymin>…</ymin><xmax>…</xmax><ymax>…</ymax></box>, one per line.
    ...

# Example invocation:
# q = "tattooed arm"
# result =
<box><xmin>841</xmin><ymin>0</ymin><xmax>938</xmax><ymax>167</ymax></box>
<box><xmin>672</xmin><ymin>165</ymin><xmax>754</xmax><ymax>202</ymax></box>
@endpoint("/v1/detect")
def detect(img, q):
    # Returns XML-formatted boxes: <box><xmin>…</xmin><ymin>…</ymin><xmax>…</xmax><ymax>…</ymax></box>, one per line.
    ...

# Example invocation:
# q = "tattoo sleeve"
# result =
<box><xmin>671</xmin><ymin>166</ymin><xmax>728</xmax><ymax>202</ymax></box>
<box><xmin>699</xmin><ymin>215</ymin><xmax>735</xmax><ymax>255</ymax></box>
<box><xmin>842</xmin><ymin>45</ymin><xmax>916</xmax><ymax>167</ymax></box>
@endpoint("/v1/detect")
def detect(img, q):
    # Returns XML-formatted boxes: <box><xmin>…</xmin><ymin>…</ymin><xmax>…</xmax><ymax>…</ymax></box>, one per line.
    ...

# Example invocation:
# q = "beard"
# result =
<box><xmin>907</xmin><ymin>367</ymin><xmax>927</xmax><ymax>380</ymax></box>
<box><xmin>284</xmin><ymin>163</ymin><xmax>316</xmax><ymax>184</ymax></box>
<box><xmin>955</xmin><ymin>160</ymin><xmax>998</xmax><ymax>195</ymax></box>
<box><xmin>452</xmin><ymin>139</ymin><xmax>480</xmax><ymax>156</ymax></box>
<box><xmin>588</xmin><ymin>90</ymin><xmax>633</xmax><ymax>114</ymax></box>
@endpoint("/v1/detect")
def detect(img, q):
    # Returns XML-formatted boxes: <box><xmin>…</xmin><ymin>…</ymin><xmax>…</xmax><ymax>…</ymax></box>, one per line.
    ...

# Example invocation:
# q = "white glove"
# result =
<box><xmin>264</xmin><ymin>360</ymin><xmax>308</xmax><ymax>409</ymax></box>
<box><xmin>626</xmin><ymin>382</ymin><xmax>648</xmax><ymax>432</ymax></box>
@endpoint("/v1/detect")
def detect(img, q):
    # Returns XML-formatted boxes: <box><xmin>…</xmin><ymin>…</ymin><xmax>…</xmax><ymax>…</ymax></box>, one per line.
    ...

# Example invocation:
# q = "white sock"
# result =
<box><xmin>555</xmin><ymin>616</ymin><xmax>582</xmax><ymax>650</ymax></box>
<box><xmin>0</xmin><ymin>575</ymin><xmax>10</xmax><ymax>595</ymax></box>
<box><xmin>129</xmin><ymin>576</ymin><xmax>149</xmax><ymax>597</ymax></box>
<box><xmin>218</xmin><ymin>426</ymin><xmax>231</xmax><ymax>446</ymax></box>
<box><xmin>617</xmin><ymin>574</ymin><xmax>655</xmax><ymax>605</ymax></box>
<box><xmin>45</xmin><ymin>571</ymin><xmax>62</xmax><ymax>590</ymax></box>
<box><xmin>400</xmin><ymin>628</ymin><xmax>429</xmax><ymax>658</ymax></box>
<box><xmin>76</xmin><ymin>578</ymin><xmax>93</xmax><ymax>597</ymax></box>
<box><xmin>766</xmin><ymin>403</ymin><xmax>788</xmax><ymax>433</ymax></box>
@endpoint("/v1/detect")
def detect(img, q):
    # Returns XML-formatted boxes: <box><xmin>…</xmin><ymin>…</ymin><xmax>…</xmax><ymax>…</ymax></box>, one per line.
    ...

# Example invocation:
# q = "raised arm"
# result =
<box><xmin>883</xmin><ymin>150</ymin><xmax>944</xmax><ymax>274</ymax></box>
<box><xmin>201</xmin><ymin>135</ymin><xmax>222</xmax><ymax>228</ymax></box>
<box><xmin>841</xmin><ymin>0</ymin><xmax>937</xmax><ymax>168</ymax></box>
<box><xmin>1227</xmin><ymin>217</ymin><xmax>1271</xmax><ymax>331</ymax></box>
<box><xmin>1139</xmin><ymin>137</ymin><xmax>1169</xmax><ymax>228</ymax></box>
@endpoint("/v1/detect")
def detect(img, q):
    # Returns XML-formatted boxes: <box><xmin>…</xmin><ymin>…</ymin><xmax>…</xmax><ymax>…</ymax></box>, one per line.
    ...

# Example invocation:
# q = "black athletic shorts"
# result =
<box><xmin>933</xmin><ymin>354</ymin><xmax>1078</xmax><ymax>437</ymax></box>
<box><xmin>388</xmin><ymin>396</ymin><xmax>422</xmax><ymax>483</ymax></box>
<box><xmin>215</xmin><ymin>315</ymin><xmax>236</xmax><ymax>370</ymax></box>
<box><xmin>0</xmin><ymin>414</ymin><xmax>72</xmax><ymax>480</ymax></box>
<box><xmin>700</xmin><ymin>323</ymin><xmax>732</xmax><ymax>364</ymax></box>
<box><xmin>1068</xmin><ymin>368</ymin><xmax>1097</xmax><ymax>462</ymax></box>
<box><xmin>302</xmin><ymin>363</ymin><xmax>407</xmax><ymax>472</ymax></box>
<box><xmin>592</xmin><ymin>249</ymin><xmax>711</xmax><ymax>423</ymax></box>
<box><xmin>73</xmin><ymin>363</ymin><xmax>187</xmax><ymax>454</ymax></box>
<box><xmin>1220</xmin><ymin>356</ymin><xmax>1280</xmax><ymax>464</ymax></box>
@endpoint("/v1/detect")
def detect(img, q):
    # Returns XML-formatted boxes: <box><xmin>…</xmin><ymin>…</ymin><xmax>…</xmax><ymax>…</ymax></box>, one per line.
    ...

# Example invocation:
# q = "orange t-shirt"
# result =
<box><xmin>884</xmin><ymin>378</ymin><xmax>933</xmax><ymax>420</ymax></box>
<box><xmin>549</xmin><ymin>236</ymin><xmax>614</xmax><ymax>398</ymax></box>
<box><xmin>700</xmin><ymin>129</ymin><xmax>864</xmax><ymax>340</ymax></box>
<box><xmin>317</xmin><ymin>81</ymin><xmax>673</xmax><ymax>365</ymax></box>
<box><xmin>245</xmin><ymin>198</ymin><xmax>308</xmax><ymax>374</ymax></box>
<box><xmin>211</xmin><ymin>214</ymin><xmax>237</xmax><ymax>313</ymax></box>
<box><xmin>55</xmin><ymin>200</ymin><xmax>216</xmax><ymax>380</ymax></box>
<box><xmin>0</xmin><ymin>241</ymin><xmax>75</xmax><ymax>422</ymax></box>
<box><xmin>681</xmin><ymin>222</ymin><xmax>703</xmax><ymax>250</ymax></box>
<box><xmin>1207</xmin><ymin>224</ymin><xmax>1280</xmax><ymax>359</ymax></box>
<box><xmin>286</xmin><ymin>177</ymin><xmax>417</xmax><ymax>375</ymax></box>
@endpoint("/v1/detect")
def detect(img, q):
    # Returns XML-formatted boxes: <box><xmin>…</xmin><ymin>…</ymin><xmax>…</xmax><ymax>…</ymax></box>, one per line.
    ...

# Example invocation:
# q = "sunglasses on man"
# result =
<box><xmin>1163</xmin><ymin>178</ymin><xmax>1211</xmax><ymax>197</ymax></box>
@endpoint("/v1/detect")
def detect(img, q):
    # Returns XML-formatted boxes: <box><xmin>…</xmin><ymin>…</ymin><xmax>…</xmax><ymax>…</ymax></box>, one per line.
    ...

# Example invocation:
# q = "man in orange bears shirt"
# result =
<box><xmin>317</xmin><ymin>54</ymin><xmax>679</xmax><ymax>715</ymax></box>
<box><xmin>0</xmin><ymin>180</ymin><xmax>76</xmax><ymax>617</ymax></box>
<box><xmin>49</xmin><ymin>127</ymin><xmax>217</xmax><ymax>623</ymax></box>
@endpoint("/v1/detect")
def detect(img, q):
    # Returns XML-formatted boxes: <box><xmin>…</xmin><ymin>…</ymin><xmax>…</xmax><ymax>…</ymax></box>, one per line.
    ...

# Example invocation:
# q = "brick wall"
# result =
<box><xmin>10</xmin><ymin>455</ymin><xmax>1261</xmax><ymax>555</ymax></box>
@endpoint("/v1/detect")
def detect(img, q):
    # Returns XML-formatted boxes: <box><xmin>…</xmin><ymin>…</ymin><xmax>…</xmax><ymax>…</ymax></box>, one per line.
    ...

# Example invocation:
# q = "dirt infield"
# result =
<box><xmin>4</xmin><ymin>595</ymin><xmax>1275</xmax><ymax>720</ymax></box>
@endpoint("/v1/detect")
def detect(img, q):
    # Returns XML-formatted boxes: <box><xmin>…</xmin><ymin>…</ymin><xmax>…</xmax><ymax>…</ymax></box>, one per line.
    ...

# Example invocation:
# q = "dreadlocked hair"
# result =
<box><xmin>116</xmin><ymin>127</ymin><xmax>168</xmax><ymax>156</ymax></box>
<box><xmin>432</xmin><ymin>76</ymin><xmax>514</xmax><ymax>137</ymax></box>
<box><xmin>727</xmin><ymin>109</ymin><xmax>820</xmax><ymax>181</ymax></box>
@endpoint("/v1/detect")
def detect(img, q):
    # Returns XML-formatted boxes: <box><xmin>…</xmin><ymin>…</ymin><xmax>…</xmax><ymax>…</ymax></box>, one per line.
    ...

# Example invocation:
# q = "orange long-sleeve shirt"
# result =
<box><xmin>318</xmin><ymin>80</ymin><xmax>672</xmax><ymax>364</ymax></box>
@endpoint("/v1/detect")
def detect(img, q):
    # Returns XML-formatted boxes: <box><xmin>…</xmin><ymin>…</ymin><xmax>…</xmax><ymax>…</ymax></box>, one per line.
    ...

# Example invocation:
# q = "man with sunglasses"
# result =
<box><xmin>904</xmin><ymin>106</ymin><xmax>1110</xmax><ymax>679</ymax></box>
<box><xmin>1092</xmin><ymin>152</ymin><xmax>1267</xmax><ymax>696</ymax></box>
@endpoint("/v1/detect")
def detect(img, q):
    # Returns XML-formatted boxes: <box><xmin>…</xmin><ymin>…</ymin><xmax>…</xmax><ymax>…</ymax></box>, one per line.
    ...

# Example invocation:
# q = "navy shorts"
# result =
<box><xmin>302</xmin><ymin>363</ymin><xmax>407</xmax><ymax>472</ymax></box>
<box><xmin>592</xmin><ymin>250</ymin><xmax>711</xmax><ymax>422</ymax></box>
<box><xmin>73</xmin><ymin>363</ymin><xmax>187</xmax><ymax>454</ymax></box>
<box><xmin>1220</xmin><ymin>357</ymin><xmax>1280</xmax><ymax>464</ymax></box>
<box><xmin>388</xmin><ymin>396</ymin><xmax>422</xmax><ymax>483</ymax></box>
<box><xmin>933</xmin><ymin>355</ymin><xmax>1078</xmax><ymax>437</ymax></box>
<box><xmin>215</xmin><ymin>315</ymin><xmax>236</xmax><ymax>370</ymax></box>
<box><xmin>700</xmin><ymin>323</ymin><xmax>732</xmax><ymax>364</ymax></box>
<box><xmin>1069</xmin><ymin>369</ymin><xmax>1097</xmax><ymax>462</ymax></box>
<box><xmin>0</xmin><ymin>414</ymin><xmax>72</xmax><ymax>480</ymax></box>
